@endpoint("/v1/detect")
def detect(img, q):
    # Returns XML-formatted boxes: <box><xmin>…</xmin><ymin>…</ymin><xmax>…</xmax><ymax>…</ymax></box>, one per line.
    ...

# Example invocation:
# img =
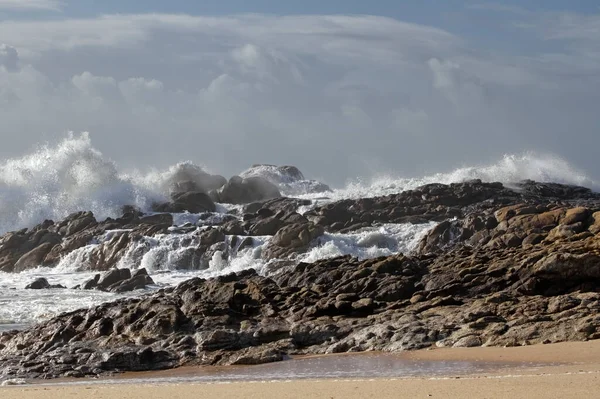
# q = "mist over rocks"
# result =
<box><xmin>1</xmin><ymin>179</ymin><xmax>600</xmax><ymax>380</ymax></box>
<box><xmin>210</xmin><ymin>175</ymin><xmax>281</xmax><ymax>205</ymax></box>
<box><xmin>240</xmin><ymin>164</ymin><xmax>332</xmax><ymax>196</ymax></box>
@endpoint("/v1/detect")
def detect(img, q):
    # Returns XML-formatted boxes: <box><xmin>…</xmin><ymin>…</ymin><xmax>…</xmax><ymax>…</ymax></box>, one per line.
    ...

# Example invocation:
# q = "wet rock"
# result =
<box><xmin>25</xmin><ymin>278</ymin><xmax>65</xmax><ymax>290</ymax></box>
<box><xmin>2</xmin><ymin>180</ymin><xmax>600</xmax><ymax>381</ymax></box>
<box><xmin>13</xmin><ymin>243</ymin><xmax>55</xmax><ymax>273</ymax></box>
<box><xmin>154</xmin><ymin>191</ymin><xmax>216</xmax><ymax>213</ymax></box>
<box><xmin>82</xmin><ymin>274</ymin><xmax>100</xmax><ymax>290</ymax></box>
<box><xmin>97</xmin><ymin>268</ymin><xmax>132</xmax><ymax>290</ymax></box>
<box><xmin>262</xmin><ymin>222</ymin><xmax>324</xmax><ymax>259</ymax></box>
<box><xmin>246</xmin><ymin>216</ymin><xmax>286</xmax><ymax>236</ymax></box>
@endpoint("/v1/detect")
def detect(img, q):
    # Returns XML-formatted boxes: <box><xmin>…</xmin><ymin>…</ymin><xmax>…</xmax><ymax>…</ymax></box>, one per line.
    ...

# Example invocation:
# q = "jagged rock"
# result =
<box><xmin>13</xmin><ymin>243</ymin><xmax>55</xmax><ymax>273</ymax></box>
<box><xmin>97</xmin><ymin>268</ymin><xmax>131</xmax><ymax>290</ymax></box>
<box><xmin>243</xmin><ymin>197</ymin><xmax>312</xmax><ymax>215</ymax></box>
<box><xmin>2</xmin><ymin>180</ymin><xmax>600</xmax><ymax>381</ymax></box>
<box><xmin>262</xmin><ymin>222</ymin><xmax>324</xmax><ymax>259</ymax></box>
<box><xmin>246</xmin><ymin>216</ymin><xmax>286</xmax><ymax>236</ymax></box>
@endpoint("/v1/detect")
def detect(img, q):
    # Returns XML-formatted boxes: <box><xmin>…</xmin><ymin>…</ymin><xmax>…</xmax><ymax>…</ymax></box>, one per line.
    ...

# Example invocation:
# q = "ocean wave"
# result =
<box><xmin>0</xmin><ymin>133</ymin><xmax>596</xmax><ymax>234</ymax></box>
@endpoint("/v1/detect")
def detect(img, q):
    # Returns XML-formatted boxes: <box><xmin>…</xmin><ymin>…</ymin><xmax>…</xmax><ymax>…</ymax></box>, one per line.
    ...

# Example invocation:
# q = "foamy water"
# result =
<box><xmin>0</xmin><ymin>134</ymin><xmax>597</xmax><ymax>235</ymax></box>
<box><xmin>0</xmin><ymin>221</ymin><xmax>435</xmax><ymax>330</ymax></box>
<box><xmin>0</xmin><ymin>133</ymin><xmax>598</xmax><ymax>332</ymax></box>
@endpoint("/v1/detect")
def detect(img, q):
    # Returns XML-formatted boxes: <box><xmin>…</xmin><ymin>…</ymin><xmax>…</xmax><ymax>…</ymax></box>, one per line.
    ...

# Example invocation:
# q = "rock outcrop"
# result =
<box><xmin>79</xmin><ymin>268</ymin><xmax>155</xmax><ymax>293</ymax></box>
<box><xmin>239</xmin><ymin>164</ymin><xmax>331</xmax><ymax>195</ymax></box>
<box><xmin>211</xmin><ymin>176</ymin><xmax>281</xmax><ymax>204</ymax></box>
<box><xmin>2</xmin><ymin>204</ymin><xmax>600</xmax><ymax>379</ymax></box>
<box><xmin>2</xmin><ymin>180</ymin><xmax>600</xmax><ymax>381</ymax></box>
<box><xmin>0</xmin><ymin>210</ymin><xmax>172</xmax><ymax>273</ymax></box>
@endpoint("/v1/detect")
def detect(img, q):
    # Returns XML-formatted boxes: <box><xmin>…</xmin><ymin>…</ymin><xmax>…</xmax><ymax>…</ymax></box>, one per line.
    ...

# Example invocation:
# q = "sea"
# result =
<box><xmin>0</xmin><ymin>133</ymin><xmax>597</xmax><ymax>335</ymax></box>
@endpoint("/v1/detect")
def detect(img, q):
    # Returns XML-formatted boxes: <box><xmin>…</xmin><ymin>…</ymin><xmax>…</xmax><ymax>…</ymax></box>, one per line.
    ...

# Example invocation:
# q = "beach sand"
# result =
<box><xmin>2</xmin><ymin>340</ymin><xmax>600</xmax><ymax>399</ymax></box>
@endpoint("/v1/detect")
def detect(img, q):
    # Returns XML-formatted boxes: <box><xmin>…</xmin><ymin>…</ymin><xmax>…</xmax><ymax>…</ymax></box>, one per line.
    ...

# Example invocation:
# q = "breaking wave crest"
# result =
<box><xmin>0</xmin><ymin>133</ymin><xmax>596</xmax><ymax>234</ymax></box>
<box><xmin>327</xmin><ymin>153</ymin><xmax>598</xmax><ymax>201</ymax></box>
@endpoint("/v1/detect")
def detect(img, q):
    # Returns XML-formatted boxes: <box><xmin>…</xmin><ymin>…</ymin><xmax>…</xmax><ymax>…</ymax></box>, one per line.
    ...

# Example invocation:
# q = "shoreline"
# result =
<box><xmin>2</xmin><ymin>340</ymin><xmax>600</xmax><ymax>398</ymax></box>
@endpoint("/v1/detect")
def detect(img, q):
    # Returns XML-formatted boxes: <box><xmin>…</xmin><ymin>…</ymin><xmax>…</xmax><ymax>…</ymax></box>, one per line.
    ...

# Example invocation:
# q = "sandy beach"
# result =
<box><xmin>2</xmin><ymin>340</ymin><xmax>600</xmax><ymax>399</ymax></box>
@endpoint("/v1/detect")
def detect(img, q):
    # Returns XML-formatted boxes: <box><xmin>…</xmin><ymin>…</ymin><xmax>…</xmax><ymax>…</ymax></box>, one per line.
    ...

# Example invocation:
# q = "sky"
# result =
<box><xmin>0</xmin><ymin>0</ymin><xmax>599</xmax><ymax>184</ymax></box>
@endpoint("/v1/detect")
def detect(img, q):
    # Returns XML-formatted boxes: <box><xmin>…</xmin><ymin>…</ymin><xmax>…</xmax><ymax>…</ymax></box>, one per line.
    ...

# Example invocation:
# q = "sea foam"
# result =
<box><xmin>0</xmin><ymin>133</ymin><xmax>596</xmax><ymax>235</ymax></box>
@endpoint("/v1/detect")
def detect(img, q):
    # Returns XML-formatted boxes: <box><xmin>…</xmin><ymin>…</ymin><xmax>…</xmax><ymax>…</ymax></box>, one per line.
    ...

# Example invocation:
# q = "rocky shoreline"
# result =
<box><xmin>1</xmin><ymin>178</ymin><xmax>600</xmax><ymax>380</ymax></box>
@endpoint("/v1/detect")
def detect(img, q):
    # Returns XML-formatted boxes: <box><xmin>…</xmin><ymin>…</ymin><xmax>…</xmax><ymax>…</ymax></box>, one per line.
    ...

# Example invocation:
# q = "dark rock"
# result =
<box><xmin>2</xmin><ymin>180</ymin><xmax>600</xmax><ymax>381</ymax></box>
<box><xmin>212</xmin><ymin>176</ymin><xmax>281</xmax><ymax>205</ymax></box>
<box><xmin>25</xmin><ymin>278</ymin><xmax>50</xmax><ymax>290</ymax></box>
<box><xmin>82</xmin><ymin>274</ymin><xmax>100</xmax><ymax>290</ymax></box>
<box><xmin>153</xmin><ymin>191</ymin><xmax>216</xmax><ymax>213</ymax></box>
<box><xmin>97</xmin><ymin>269</ymin><xmax>132</xmax><ymax>290</ymax></box>
<box><xmin>13</xmin><ymin>243</ymin><xmax>55</xmax><ymax>273</ymax></box>
<box><xmin>263</xmin><ymin>222</ymin><xmax>324</xmax><ymax>259</ymax></box>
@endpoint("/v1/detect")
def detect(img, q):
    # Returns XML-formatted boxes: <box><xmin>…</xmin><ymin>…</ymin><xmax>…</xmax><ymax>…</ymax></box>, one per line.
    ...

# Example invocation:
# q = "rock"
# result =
<box><xmin>2</xmin><ymin>179</ymin><xmax>600</xmax><ymax>381</ymax></box>
<box><xmin>213</xmin><ymin>176</ymin><xmax>281</xmax><ymax>205</ymax></box>
<box><xmin>589</xmin><ymin>212</ymin><xmax>600</xmax><ymax>234</ymax></box>
<box><xmin>452</xmin><ymin>335</ymin><xmax>482</xmax><ymax>348</ymax></box>
<box><xmin>243</xmin><ymin>198</ymin><xmax>312</xmax><ymax>215</ymax></box>
<box><xmin>263</xmin><ymin>222</ymin><xmax>324</xmax><ymax>259</ymax></box>
<box><xmin>239</xmin><ymin>164</ymin><xmax>331</xmax><ymax>195</ymax></box>
<box><xmin>96</xmin><ymin>268</ymin><xmax>132</xmax><ymax>290</ymax></box>
<box><xmin>25</xmin><ymin>278</ymin><xmax>50</xmax><ymax>290</ymax></box>
<box><xmin>246</xmin><ymin>216</ymin><xmax>286</xmax><ymax>236</ymax></box>
<box><xmin>25</xmin><ymin>277</ymin><xmax>65</xmax><ymax>290</ymax></box>
<box><xmin>154</xmin><ymin>191</ymin><xmax>216</xmax><ymax>213</ymax></box>
<box><xmin>522</xmin><ymin>233</ymin><xmax>544</xmax><ymax>247</ymax></box>
<box><xmin>82</xmin><ymin>274</ymin><xmax>100</xmax><ymax>290</ymax></box>
<box><xmin>139</xmin><ymin>214</ymin><xmax>174</xmax><ymax>226</ymax></box>
<box><xmin>562</xmin><ymin>207</ymin><xmax>592</xmax><ymax>225</ymax></box>
<box><xmin>13</xmin><ymin>243</ymin><xmax>54</xmax><ymax>273</ymax></box>
<box><xmin>165</xmin><ymin>162</ymin><xmax>227</xmax><ymax>194</ymax></box>
<box><xmin>60</xmin><ymin>212</ymin><xmax>97</xmax><ymax>237</ymax></box>
<box><xmin>111</xmin><ymin>273</ymin><xmax>155</xmax><ymax>293</ymax></box>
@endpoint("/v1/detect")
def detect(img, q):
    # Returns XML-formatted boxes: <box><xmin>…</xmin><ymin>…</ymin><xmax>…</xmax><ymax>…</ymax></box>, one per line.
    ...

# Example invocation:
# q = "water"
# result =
<box><xmin>0</xmin><ymin>133</ymin><xmax>598</xmax><ymax>332</ymax></box>
<box><xmin>0</xmin><ymin>134</ymin><xmax>596</xmax><ymax>235</ymax></box>
<box><xmin>0</xmin><ymin>221</ymin><xmax>435</xmax><ymax>331</ymax></box>
<box><xmin>19</xmin><ymin>353</ymin><xmax>544</xmax><ymax>386</ymax></box>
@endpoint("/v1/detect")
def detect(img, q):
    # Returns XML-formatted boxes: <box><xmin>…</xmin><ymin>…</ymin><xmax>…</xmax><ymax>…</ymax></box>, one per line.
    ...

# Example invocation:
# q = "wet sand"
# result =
<box><xmin>2</xmin><ymin>340</ymin><xmax>600</xmax><ymax>398</ymax></box>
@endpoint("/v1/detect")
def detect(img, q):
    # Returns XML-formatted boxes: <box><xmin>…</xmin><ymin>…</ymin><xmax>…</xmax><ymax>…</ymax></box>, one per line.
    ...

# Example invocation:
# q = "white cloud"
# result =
<box><xmin>0</xmin><ymin>0</ymin><xmax>63</xmax><ymax>11</ymax></box>
<box><xmin>0</xmin><ymin>12</ymin><xmax>598</xmax><ymax>184</ymax></box>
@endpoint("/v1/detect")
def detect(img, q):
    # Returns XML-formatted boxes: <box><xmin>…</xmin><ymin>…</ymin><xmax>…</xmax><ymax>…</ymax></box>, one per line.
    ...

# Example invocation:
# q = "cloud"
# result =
<box><xmin>0</xmin><ymin>12</ymin><xmax>598</xmax><ymax>184</ymax></box>
<box><xmin>0</xmin><ymin>44</ymin><xmax>18</xmax><ymax>72</ymax></box>
<box><xmin>0</xmin><ymin>0</ymin><xmax>63</xmax><ymax>11</ymax></box>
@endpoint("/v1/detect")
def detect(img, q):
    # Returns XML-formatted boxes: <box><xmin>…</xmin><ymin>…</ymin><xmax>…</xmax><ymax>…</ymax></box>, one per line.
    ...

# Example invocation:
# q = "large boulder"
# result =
<box><xmin>164</xmin><ymin>162</ymin><xmax>226</xmax><ymax>194</ymax></box>
<box><xmin>13</xmin><ymin>242</ymin><xmax>55</xmax><ymax>273</ymax></box>
<box><xmin>153</xmin><ymin>191</ymin><xmax>216</xmax><ymax>213</ymax></box>
<box><xmin>240</xmin><ymin>164</ymin><xmax>331</xmax><ymax>195</ymax></box>
<box><xmin>262</xmin><ymin>222</ymin><xmax>324</xmax><ymax>259</ymax></box>
<box><xmin>212</xmin><ymin>176</ymin><xmax>281</xmax><ymax>205</ymax></box>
